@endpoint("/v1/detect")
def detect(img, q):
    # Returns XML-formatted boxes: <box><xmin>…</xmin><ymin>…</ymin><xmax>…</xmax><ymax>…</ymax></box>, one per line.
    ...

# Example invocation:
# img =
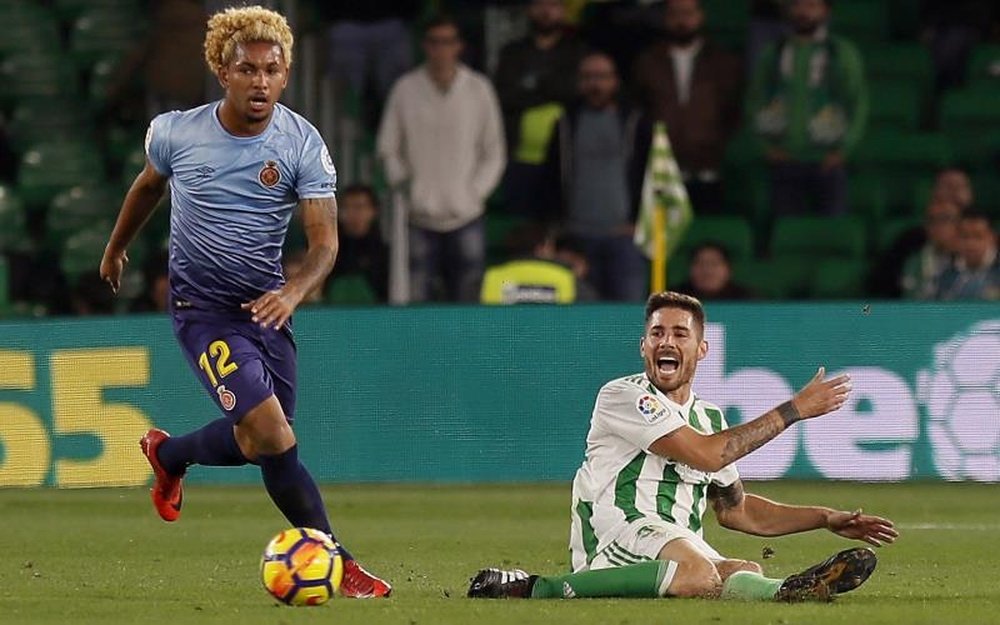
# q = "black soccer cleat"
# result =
<box><xmin>775</xmin><ymin>547</ymin><xmax>878</xmax><ymax>602</ymax></box>
<box><xmin>467</xmin><ymin>568</ymin><xmax>537</xmax><ymax>599</ymax></box>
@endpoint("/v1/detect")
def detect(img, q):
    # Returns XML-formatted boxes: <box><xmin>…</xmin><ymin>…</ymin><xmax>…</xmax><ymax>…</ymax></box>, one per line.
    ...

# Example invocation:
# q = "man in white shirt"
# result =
<box><xmin>377</xmin><ymin>15</ymin><xmax>506</xmax><ymax>302</ymax></box>
<box><xmin>469</xmin><ymin>291</ymin><xmax>898</xmax><ymax>601</ymax></box>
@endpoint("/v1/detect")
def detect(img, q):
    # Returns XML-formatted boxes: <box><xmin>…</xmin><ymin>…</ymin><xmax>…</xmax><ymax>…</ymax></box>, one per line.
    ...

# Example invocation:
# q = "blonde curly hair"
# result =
<box><xmin>203</xmin><ymin>5</ymin><xmax>294</xmax><ymax>75</ymax></box>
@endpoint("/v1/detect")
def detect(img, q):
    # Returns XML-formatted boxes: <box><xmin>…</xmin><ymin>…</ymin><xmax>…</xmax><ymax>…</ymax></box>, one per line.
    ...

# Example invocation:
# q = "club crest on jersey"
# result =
<box><xmin>636</xmin><ymin>394</ymin><xmax>667</xmax><ymax>423</ymax></box>
<box><xmin>258</xmin><ymin>160</ymin><xmax>281</xmax><ymax>188</ymax></box>
<box><xmin>217</xmin><ymin>385</ymin><xmax>237</xmax><ymax>411</ymax></box>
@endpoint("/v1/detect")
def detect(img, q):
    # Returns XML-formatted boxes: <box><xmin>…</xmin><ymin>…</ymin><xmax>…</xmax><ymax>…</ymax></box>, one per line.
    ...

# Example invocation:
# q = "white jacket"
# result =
<box><xmin>377</xmin><ymin>64</ymin><xmax>506</xmax><ymax>232</ymax></box>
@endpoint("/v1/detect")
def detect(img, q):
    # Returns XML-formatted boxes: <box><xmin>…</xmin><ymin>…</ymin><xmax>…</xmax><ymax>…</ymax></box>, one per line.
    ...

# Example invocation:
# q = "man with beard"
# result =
<box><xmin>747</xmin><ymin>0</ymin><xmax>867</xmax><ymax>216</ymax></box>
<box><xmin>541</xmin><ymin>51</ymin><xmax>652</xmax><ymax>301</ymax></box>
<box><xmin>494</xmin><ymin>0</ymin><xmax>587</xmax><ymax>218</ymax></box>
<box><xmin>469</xmin><ymin>292</ymin><xmax>897</xmax><ymax>602</ymax></box>
<box><xmin>633</xmin><ymin>0</ymin><xmax>743</xmax><ymax>214</ymax></box>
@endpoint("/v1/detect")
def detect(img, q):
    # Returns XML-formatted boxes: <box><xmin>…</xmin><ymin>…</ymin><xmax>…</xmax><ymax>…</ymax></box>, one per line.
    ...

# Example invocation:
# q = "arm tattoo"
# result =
<box><xmin>719</xmin><ymin>412</ymin><xmax>785</xmax><ymax>466</ymax></box>
<box><xmin>708</xmin><ymin>480</ymin><xmax>745</xmax><ymax>511</ymax></box>
<box><xmin>776</xmin><ymin>401</ymin><xmax>801</xmax><ymax>428</ymax></box>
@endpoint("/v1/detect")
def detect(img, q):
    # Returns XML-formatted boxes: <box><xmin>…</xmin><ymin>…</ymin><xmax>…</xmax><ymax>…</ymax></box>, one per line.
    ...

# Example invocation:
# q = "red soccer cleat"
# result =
<box><xmin>139</xmin><ymin>428</ymin><xmax>185</xmax><ymax>522</ymax></box>
<box><xmin>340</xmin><ymin>559</ymin><xmax>392</xmax><ymax>598</ymax></box>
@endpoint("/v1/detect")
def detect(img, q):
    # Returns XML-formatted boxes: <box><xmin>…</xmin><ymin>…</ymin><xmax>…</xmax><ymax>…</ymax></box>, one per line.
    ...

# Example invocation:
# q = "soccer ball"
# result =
<box><xmin>919</xmin><ymin>321</ymin><xmax>1000</xmax><ymax>481</ymax></box>
<box><xmin>261</xmin><ymin>527</ymin><xmax>344</xmax><ymax>606</ymax></box>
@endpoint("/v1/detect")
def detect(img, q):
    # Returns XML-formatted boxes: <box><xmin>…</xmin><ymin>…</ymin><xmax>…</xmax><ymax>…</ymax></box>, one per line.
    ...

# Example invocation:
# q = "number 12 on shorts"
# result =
<box><xmin>198</xmin><ymin>340</ymin><xmax>238</xmax><ymax>388</ymax></box>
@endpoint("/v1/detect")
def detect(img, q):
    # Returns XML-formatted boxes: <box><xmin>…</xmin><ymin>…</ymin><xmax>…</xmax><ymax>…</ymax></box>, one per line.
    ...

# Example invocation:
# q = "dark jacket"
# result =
<box><xmin>541</xmin><ymin>102</ymin><xmax>653</xmax><ymax>224</ymax></box>
<box><xmin>633</xmin><ymin>38</ymin><xmax>742</xmax><ymax>173</ymax></box>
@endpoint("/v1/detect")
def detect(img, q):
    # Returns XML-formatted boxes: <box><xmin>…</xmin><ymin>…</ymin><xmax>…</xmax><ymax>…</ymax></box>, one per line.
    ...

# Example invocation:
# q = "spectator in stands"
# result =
<box><xmin>327</xmin><ymin>184</ymin><xmax>389</xmax><ymax>302</ymax></box>
<box><xmin>920</xmin><ymin>0</ymin><xmax>996</xmax><ymax>93</ymax></box>
<box><xmin>318</xmin><ymin>1</ymin><xmax>421</xmax><ymax>130</ymax></box>
<box><xmin>931</xmin><ymin>167</ymin><xmax>975</xmax><ymax>211</ymax></box>
<box><xmin>900</xmin><ymin>200</ymin><xmax>962</xmax><ymax>299</ymax></box>
<box><xmin>480</xmin><ymin>224</ymin><xmax>592</xmax><ymax>304</ymax></box>
<box><xmin>675</xmin><ymin>242</ymin><xmax>754</xmax><ymax>301</ymax></box>
<box><xmin>108</xmin><ymin>0</ymin><xmax>208</xmax><ymax>120</ymax></box>
<box><xmin>542</xmin><ymin>51</ymin><xmax>651</xmax><ymax>302</ymax></box>
<box><xmin>747</xmin><ymin>0</ymin><xmax>867</xmax><ymax>216</ymax></box>
<box><xmin>747</xmin><ymin>0</ymin><xmax>788</xmax><ymax>75</ymax></box>
<box><xmin>934</xmin><ymin>209</ymin><xmax>999</xmax><ymax>301</ymax></box>
<box><xmin>377</xmin><ymin>15</ymin><xmax>506</xmax><ymax>303</ymax></box>
<box><xmin>554</xmin><ymin>235</ymin><xmax>599</xmax><ymax>301</ymax></box>
<box><xmin>494</xmin><ymin>0</ymin><xmax>587</xmax><ymax>218</ymax></box>
<box><xmin>632</xmin><ymin>0</ymin><xmax>743</xmax><ymax>214</ymax></box>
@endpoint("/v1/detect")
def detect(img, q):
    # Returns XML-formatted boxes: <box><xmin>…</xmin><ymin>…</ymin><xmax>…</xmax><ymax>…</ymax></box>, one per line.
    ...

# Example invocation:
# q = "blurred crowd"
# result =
<box><xmin>1</xmin><ymin>0</ymin><xmax>998</xmax><ymax>316</ymax></box>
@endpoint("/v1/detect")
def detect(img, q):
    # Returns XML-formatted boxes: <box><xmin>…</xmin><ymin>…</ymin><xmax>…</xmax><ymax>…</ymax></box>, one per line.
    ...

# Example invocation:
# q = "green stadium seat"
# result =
<box><xmin>941</xmin><ymin>86</ymin><xmax>1000</xmax><ymax>168</ymax></box>
<box><xmin>54</xmin><ymin>0</ymin><xmax>142</xmax><ymax>21</ymax></box>
<box><xmin>853</xmin><ymin>131</ymin><xmax>952</xmax><ymax>213</ymax></box>
<box><xmin>876</xmin><ymin>216</ymin><xmax>921</xmax><ymax>254</ymax></box>
<box><xmin>868</xmin><ymin>80</ymin><xmax>922</xmax><ymax>132</ymax></box>
<box><xmin>848</xmin><ymin>173</ymin><xmax>888</xmax><ymax>223</ymax></box>
<box><xmin>0</xmin><ymin>3</ymin><xmax>61</xmax><ymax>59</ymax></box>
<box><xmin>0</xmin><ymin>51</ymin><xmax>79</xmax><ymax>106</ymax></box>
<box><xmin>677</xmin><ymin>216</ymin><xmax>754</xmax><ymax>263</ymax></box>
<box><xmin>485</xmin><ymin>212</ymin><xmax>528</xmax><ymax>264</ymax></box>
<box><xmin>811</xmin><ymin>259</ymin><xmax>868</xmax><ymax>299</ymax></box>
<box><xmin>17</xmin><ymin>141</ymin><xmax>107</xmax><ymax>211</ymax></box>
<box><xmin>87</xmin><ymin>55</ymin><xmax>122</xmax><ymax>111</ymax></box>
<box><xmin>60</xmin><ymin>225</ymin><xmax>115</xmax><ymax>286</ymax></box>
<box><xmin>771</xmin><ymin>215</ymin><xmax>866</xmax><ymax>260</ymax></box>
<box><xmin>326</xmin><ymin>275</ymin><xmax>377</xmax><ymax>306</ymax></box>
<box><xmin>863</xmin><ymin>44</ymin><xmax>932</xmax><ymax>93</ymax></box>
<box><xmin>968</xmin><ymin>45</ymin><xmax>1000</xmax><ymax>86</ymax></box>
<box><xmin>734</xmin><ymin>259</ymin><xmax>815</xmax><ymax>300</ymax></box>
<box><xmin>46</xmin><ymin>185</ymin><xmax>121</xmax><ymax>251</ymax></box>
<box><xmin>702</xmin><ymin>0</ymin><xmax>749</xmax><ymax>50</ymax></box>
<box><xmin>7</xmin><ymin>99</ymin><xmax>92</xmax><ymax>154</ymax></box>
<box><xmin>120</xmin><ymin>146</ymin><xmax>146</xmax><ymax>189</ymax></box>
<box><xmin>0</xmin><ymin>184</ymin><xmax>32</xmax><ymax>254</ymax></box>
<box><xmin>830</xmin><ymin>0</ymin><xmax>889</xmax><ymax>42</ymax></box>
<box><xmin>69</xmin><ymin>7</ymin><xmax>146</xmax><ymax>68</ymax></box>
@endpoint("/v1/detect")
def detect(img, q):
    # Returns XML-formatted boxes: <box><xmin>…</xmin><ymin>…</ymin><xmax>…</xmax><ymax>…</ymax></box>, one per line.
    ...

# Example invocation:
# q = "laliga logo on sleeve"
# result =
<box><xmin>217</xmin><ymin>385</ymin><xmax>237</xmax><ymax>411</ymax></box>
<box><xmin>258</xmin><ymin>160</ymin><xmax>281</xmax><ymax>187</ymax></box>
<box><xmin>636</xmin><ymin>394</ymin><xmax>667</xmax><ymax>424</ymax></box>
<box><xmin>320</xmin><ymin>145</ymin><xmax>336</xmax><ymax>176</ymax></box>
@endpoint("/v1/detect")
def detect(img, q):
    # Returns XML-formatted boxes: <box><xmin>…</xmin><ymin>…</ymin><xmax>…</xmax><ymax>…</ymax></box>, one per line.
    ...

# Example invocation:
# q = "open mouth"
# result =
<box><xmin>656</xmin><ymin>356</ymin><xmax>679</xmax><ymax>375</ymax></box>
<box><xmin>249</xmin><ymin>94</ymin><xmax>268</xmax><ymax>112</ymax></box>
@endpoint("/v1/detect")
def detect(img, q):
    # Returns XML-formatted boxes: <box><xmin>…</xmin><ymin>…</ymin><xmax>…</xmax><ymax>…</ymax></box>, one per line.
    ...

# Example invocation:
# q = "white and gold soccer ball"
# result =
<box><xmin>261</xmin><ymin>527</ymin><xmax>344</xmax><ymax>606</ymax></box>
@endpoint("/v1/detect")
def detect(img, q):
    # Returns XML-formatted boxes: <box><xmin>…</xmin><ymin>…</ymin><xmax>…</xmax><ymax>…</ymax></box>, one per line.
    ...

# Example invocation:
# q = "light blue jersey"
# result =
<box><xmin>146</xmin><ymin>101</ymin><xmax>337</xmax><ymax>310</ymax></box>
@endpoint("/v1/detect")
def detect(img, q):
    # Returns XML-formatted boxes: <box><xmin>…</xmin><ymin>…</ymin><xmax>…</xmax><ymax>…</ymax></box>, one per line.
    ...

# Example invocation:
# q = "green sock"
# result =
<box><xmin>530</xmin><ymin>561</ymin><xmax>671</xmax><ymax>599</ymax></box>
<box><xmin>720</xmin><ymin>571</ymin><xmax>785</xmax><ymax>601</ymax></box>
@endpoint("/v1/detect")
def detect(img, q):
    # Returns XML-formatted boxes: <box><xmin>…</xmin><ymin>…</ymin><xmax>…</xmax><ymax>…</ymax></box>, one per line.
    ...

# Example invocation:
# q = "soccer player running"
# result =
<box><xmin>99</xmin><ymin>6</ymin><xmax>390</xmax><ymax>598</ymax></box>
<box><xmin>469</xmin><ymin>292</ymin><xmax>898</xmax><ymax>601</ymax></box>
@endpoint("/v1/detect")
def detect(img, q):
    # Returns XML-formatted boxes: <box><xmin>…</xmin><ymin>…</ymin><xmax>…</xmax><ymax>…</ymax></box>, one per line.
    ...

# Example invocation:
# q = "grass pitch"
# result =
<box><xmin>1</xmin><ymin>481</ymin><xmax>997</xmax><ymax>625</ymax></box>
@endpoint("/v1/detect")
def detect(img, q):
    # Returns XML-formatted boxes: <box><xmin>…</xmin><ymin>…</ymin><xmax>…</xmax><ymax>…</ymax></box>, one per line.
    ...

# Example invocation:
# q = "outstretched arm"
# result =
<box><xmin>242</xmin><ymin>196</ymin><xmax>338</xmax><ymax>330</ymax></box>
<box><xmin>649</xmin><ymin>367</ymin><xmax>851</xmax><ymax>473</ymax></box>
<box><xmin>708</xmin><ymin>480</ymin><xmax>899</xmax><ymax>547</ymax></box>
<box><xmin>100</xmin><ymin>160</ymin><xmax>168</xmax><ymax>293</ymax></box>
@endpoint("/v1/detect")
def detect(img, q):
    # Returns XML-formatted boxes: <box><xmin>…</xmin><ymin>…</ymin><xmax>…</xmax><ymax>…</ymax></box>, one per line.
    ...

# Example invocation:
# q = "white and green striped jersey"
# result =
<box><xmin>570</xmin><ymin>373</ymin><xmax>739</xmax><ymax>568</ymax></box>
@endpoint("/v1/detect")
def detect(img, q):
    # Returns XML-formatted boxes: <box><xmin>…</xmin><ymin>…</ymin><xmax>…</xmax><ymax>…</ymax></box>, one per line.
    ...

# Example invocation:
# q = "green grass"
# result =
<box><xmin>1</xmin><ymin>482</ymin><xmax>998</xmax><ymax>624</ymax></box>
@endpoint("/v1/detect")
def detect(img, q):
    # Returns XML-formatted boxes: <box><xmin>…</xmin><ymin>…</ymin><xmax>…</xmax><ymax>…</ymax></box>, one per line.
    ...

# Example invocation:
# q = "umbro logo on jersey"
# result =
<box><xmin>258</xmin><ymin>160</ymin><xmax>281</xmax><ymax>188</ymax></box>
<box><xmin>194</xmin><ymin>165</ymin><xmax>215</xmax><ymax>179</ymax></box>
<box><xmin>636</xmin><ymin>394</ymin><xmax>668</xmax><ymax>424</ymax></box>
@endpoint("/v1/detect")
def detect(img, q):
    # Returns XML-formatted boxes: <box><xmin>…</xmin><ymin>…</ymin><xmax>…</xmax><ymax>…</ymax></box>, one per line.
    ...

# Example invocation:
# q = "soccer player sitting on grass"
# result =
<box><xmin>469</xmin><ymin>292</ymin><xmax>898</xmax><ymax>601</ymax></box>
<box><xmin>99</xmin><ymin>5</ymin><xmax>390</xmax><ymax>598</ymax></box>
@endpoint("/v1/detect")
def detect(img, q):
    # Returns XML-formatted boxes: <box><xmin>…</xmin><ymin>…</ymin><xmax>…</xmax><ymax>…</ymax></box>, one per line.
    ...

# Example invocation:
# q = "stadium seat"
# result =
<box><xmin>876</xmin><ymin>216</ymin><xmax>921</xmax><ymax>254</ymax></box>
<box><xmin>0</xmin><ymin>51</ymin><xmax>79</xmax><ymax>106</ymax></box>
<box><xmin>702</xmin><ymin>0</ymin><xmax>748</xmax><ymax>50</ymax></box>
<box><xmin>485</xmin><ymin>212</ymin><xmax>528</xmax><ymax>264</ymax></box>
<box><xmin>46</xmin><ymin>185</ymin><xmax>120</xmax><ymax>251</ymax></box>
<box><xmin>770</xmin><ymin>215</ymin><xmax>866</xmax><ymax>260</ymax></box>
<box><xmin>734</xmin><ymin>259</ymin><xmax>815</xmax><ymax>300</ymax></box>
<box><xmin>17</xmin><ymin>141</ymin><xmax>107</xmax><ymax>211</ymax></box>
<box><xmin>868</xmin><ymin>80</ymin><xmax>922</xmax><ymax>132</ymax></box>
<box><xmin>830</xmin><ymin>0</ymin><xmax>888</xmax><ymax>43</ymax></box>
<box><xmin>0</xmin><ymin>2</ymin><xmax>61</xmax><ymax>59</ymax></box>
<box><xmin>863</xmin><ymin>44</ymin><xmax>933</xmax><ymax>94</ymax></box>
<box><xmin>54</xmin><ymin>0</ymin><xmax>142</xmax><ymax>21</ymax></box>
<box><xmin>677</xmin><ymin>216</ymin><xmax>754</xmax><ymax>263</ymax></box>
<box><xmin>326</xmin><ymin>275</ymin><xmax>378</xmax><ymax>306</ymax></box>
<box><xmin>87</xmin><ymin>55</ymin><xmax>122</xmax><ymax>111</ymax></box>
<box><xmin>69</xmin><ymin>7</ymin><xmax>146</xmax><ymax>69</ymax></box>
<box><xmin>810</xmin><ymin>259</ymin><xmax>868</xmax><ymax>299</ymax></box>
<box><xmin>0</xmin><ymin>184</ymin><xmax>31</xmax><ymax>254</ymax></box>
<box><xmin>0</xmin><ymin>256</ymin><xmax>9</xmax><ymax>315</ymax></box>
<box><xmin>120</xmin><ymin>146</ymin><xmax>146</xmax><ymax>189</ymax></box>
<box><xmin>7</xmin><ymin>99</ymin><xmax>92</xmax><ymax>154</ymax></box>
<box><xmin>968</xmin><ymin>45</ymin><xmax>1000</xmax><ymax>86</ymax></box>
<box><xmin>60</xmin><ymin>226</ymin><xmax>114</xmax><ymax>286</ymax></box>
<box><xmin>941</xmin><ymin>86</ymin><xmax>1000</xmax><ymax>167</ymax></box>
<box><xmin>853</xmin><ymin>131</ymin><xmax>952</xmax><ymax>213</ymax></box>
<box><xmin>848</xmin><ymin>173</ymin><xmax>888</xmax><ymax>223</ymax></box>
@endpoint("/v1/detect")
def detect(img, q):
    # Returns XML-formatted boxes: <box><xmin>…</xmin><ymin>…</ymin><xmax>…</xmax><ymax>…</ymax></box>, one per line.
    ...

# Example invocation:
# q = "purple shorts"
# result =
<box><xmin>172</xmin><ymin>309</ymin><xmax>297</xmax><ymax>423</ymax></box>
